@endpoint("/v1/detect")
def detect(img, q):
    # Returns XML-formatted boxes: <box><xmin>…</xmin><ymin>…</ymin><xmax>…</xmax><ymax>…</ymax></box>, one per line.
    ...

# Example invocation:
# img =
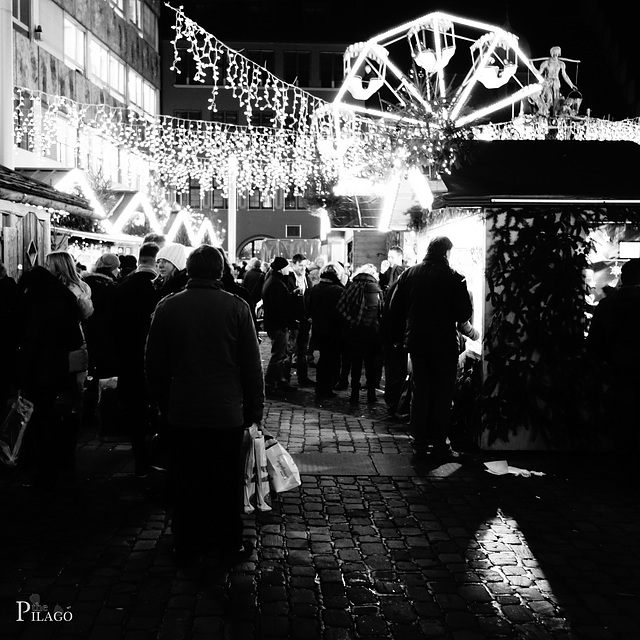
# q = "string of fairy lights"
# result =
<box><xmin>13</xmin><ymin>86</ymin><xmax>319</xmax><ymax>200</ymax></box>
<box><xmin>167</xmin><ymin>3</ymin><xmax>325</xmax><ymax>130</ymax></box>
<box><xmin>474</xmin><ymin>115</ymin><xmax>640</xmax><ymax>143</ymax></box>
<box><xmin>16</xmin><ymin>80</ymin><xmax>640</xmax><ymax>204</ymax></box>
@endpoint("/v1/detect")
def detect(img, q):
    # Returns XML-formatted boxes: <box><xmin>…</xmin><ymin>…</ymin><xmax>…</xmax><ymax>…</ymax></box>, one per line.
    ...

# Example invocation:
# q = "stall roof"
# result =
<box><xmin>434</xmin><ymin>140</ymin><xmax>640</xmax><ymax>208</ymax></box>
<box><xmin>0</xmin><ymin>164</ymin><xmax>94</xmax><ymax>216</ymax></box>
<box><xmin>52</xmin><ymin>226</ymin><xmax>142</xmax><ymax>244</ymax></box>
<box><xmin>18</xmin><ymin>168</ymin><xmax>105</xmax><ymax>218</ymax></box>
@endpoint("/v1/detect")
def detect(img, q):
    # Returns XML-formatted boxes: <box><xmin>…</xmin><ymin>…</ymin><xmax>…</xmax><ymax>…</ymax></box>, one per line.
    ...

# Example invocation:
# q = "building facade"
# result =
<box><xmin>11</xmin><ymin>0</ymin><xmax>161</xmax><ymax>184</ymax></box>
<box><xmin>2</xmin><ymin>0</ymin><xmax>163</xmax><ymax>266</ymax></box>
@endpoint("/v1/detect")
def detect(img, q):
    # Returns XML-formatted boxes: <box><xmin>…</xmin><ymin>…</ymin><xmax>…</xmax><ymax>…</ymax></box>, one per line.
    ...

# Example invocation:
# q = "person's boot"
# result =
<box><xmin>349</xmin><ymin>385</ymin><xmax>360</xmax><ymax>404</ymax></box>
<box><xmin>367</xmin><ymin>387</ymin><xmax>377</xmax><ymax>404</ymax></box>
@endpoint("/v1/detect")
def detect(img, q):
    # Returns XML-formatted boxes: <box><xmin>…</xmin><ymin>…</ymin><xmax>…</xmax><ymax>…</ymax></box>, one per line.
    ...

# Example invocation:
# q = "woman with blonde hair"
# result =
<box><xmin>45</xmin><ymin>251</ymin><xmax>93</xmax><ymax>320</ymax></box>
<box><xmin>45</xmin><ymin>251</ymin><xmax>92</xmax><ymax>429</ymax></box>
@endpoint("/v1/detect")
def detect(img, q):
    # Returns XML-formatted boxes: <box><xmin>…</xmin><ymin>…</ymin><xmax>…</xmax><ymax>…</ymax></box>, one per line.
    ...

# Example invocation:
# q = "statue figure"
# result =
<box><xmin>537</xmin><ymin>46</ymin><xmax>577</xmax><ymax>116</ymax></box>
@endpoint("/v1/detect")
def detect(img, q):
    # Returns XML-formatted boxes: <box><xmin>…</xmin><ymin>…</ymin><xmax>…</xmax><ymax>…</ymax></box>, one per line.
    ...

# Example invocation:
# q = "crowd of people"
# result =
<box><xmin>256</xmin><ymin>239</ymin><xmax>485</xmax><ymax>464</ymax></box>
<box><xmin>0</xmin><ymin>237</ymin><xmax>478</xmax><ymax>478</ymax></box>
<box><xmin>2</xmin><ymin>234</ymin><xmax>636</xmax><ymax>560</ymax></box>
<box><xmin>0</xmin><ymin>238</ymin><xmax>484</xmax><ymax>488</ymax></box>
<box><xmin>0</xmin><ymin>235</ymin><xmax>265</xmax><ymax>561</ymax></box>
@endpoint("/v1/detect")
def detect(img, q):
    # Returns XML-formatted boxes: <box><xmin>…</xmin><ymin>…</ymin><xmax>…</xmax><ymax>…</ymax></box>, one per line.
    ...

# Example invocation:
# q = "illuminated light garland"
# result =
<box><xmin>473</xmin><ymin>115</ymin><xmax>640</xmax><ymax>144</ymax></box>
<box><xmin>166</xmin><ymin>3</ymin><xmax>325</xmax><ymax>131</ymax></box>
<box><xmin>164</xmin><ymin>206</ymin><xmax>225</xmax><ymax>246</ymax></box>
<box><xmin>16</xmin><ymin>84</ymin><xmax>640</xmax><ymax>217</ymax></box>
<box><xmin>105</xmin><ymin>191</ymin><xmax>164</xmax><ymax>235</ymax></box>
<box><xmin>14</xmin><ymin>87</ymin><xmax>318</xmax><ymax>200</ymax></box>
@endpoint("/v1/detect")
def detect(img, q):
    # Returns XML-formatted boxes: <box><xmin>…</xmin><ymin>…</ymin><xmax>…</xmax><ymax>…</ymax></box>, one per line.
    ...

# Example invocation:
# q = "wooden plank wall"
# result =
<box><xmin>1</xmin><ymin>207</ymin><xmax>51</xmax><ymax>281</ymax></box>
<box><xmin>351</xmin><ymin>230</ymin><xmax>389</xmax><ymax>273</ymax></box>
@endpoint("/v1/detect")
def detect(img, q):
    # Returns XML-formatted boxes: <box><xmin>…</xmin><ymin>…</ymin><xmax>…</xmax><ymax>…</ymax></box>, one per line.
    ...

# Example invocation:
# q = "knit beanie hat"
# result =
<box><xmin>157</xmin><ymin>243</ymin><xmax>187</xmax><ymax>271</ymax></box>
<box><xmin>95</xmin><ymin>253</ymin><xmax>120</xmax><ymax>271</ymax></box>
<box><xmin>270</xmin><ymin>256</ymin><xmax>289</xmax><ymax>272</ymax></box>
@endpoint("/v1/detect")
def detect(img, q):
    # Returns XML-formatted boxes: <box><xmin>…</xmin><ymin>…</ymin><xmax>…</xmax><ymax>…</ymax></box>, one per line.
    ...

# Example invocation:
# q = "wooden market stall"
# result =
<box><xmin>0</xmin><ymin>164</ymin><xmax>94</xmax><ymax>280</ymax></box>
<box><xmin>426</xmin><ymin>140</ymin><xmax>640</xmax><ymax>451</ymax></box>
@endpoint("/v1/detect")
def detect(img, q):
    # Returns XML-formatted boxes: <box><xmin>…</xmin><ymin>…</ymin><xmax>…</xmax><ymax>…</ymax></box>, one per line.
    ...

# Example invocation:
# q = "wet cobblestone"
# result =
<box><xmin>2</xmin><ymin>365</ymin><xmax>640</xmax><ymax>639</ymax></box>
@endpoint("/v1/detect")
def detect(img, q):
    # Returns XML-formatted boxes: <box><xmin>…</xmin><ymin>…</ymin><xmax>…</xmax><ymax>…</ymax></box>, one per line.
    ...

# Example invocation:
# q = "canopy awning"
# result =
<box><xmin>52</xmin><ymin>226</ymin><xmax>142</xmax><ymax>244</ymax></box>
<box><xmin>434</xmin><ymin>140</ymin><xmax>640</xmax><ymax>209</ymax></box>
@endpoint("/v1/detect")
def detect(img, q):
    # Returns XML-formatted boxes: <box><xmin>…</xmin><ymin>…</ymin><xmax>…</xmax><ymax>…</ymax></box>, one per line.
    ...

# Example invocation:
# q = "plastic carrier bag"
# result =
<box><xmin>265</xmin><ymin>437</ymin><xmax>301</xmax><ymax>493</ymax></box>
<box><xmin>243</xmin><ymin>424</ymin><xmax>272</xmax><ymax>513</ymax></box>
<box><xmin>0</xmin><ymin>394</ymin><xmax>34</xmax><ymax>468</ymax></box>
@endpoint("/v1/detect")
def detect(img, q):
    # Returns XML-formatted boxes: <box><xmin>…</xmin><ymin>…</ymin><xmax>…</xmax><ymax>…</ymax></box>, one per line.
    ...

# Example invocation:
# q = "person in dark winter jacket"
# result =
<box><xmin>113</xmin><ymin>242</ymin><xmax>161</xmax><ymax>476</ymax></box>
<box><xmin>337</xmin><ymin>263</ymin><xmax>383</xmax><ymax>404</ymax></box>
<box><xmin>83</xmin><ymin>253</ymin><xmax>120</xmax><ymax>379</ymax></box>
<box><xmin>262</xmin><ymin>257</ymin><xmax>296</xmax><ymax>394</ymax></box>
<box><xmin>14</xmin><ymin>266</ymin><xmax>84</xmax><ymax>486</ymax></box>
<box><xmin>587</xmin><ymin>258</ymin><xmax>640</xmax><ymax>452</ymax></box>
<box><xmin>118</xmin><ymin>254</ymin><xmax>137</xmax><ymax>280</ymax></box>
<box><xmin>381</xmin><ymin>276</ymin><xmax>409</xmax><ymax>418</ymax></box>
<box><xmin>308</xmin><ymin>262</ymin><xmax>346</xmax><ymax>400</ymax></box>
<box><xmin>242</xmin><ymin>257</ymin><xmax>265</xmax><ymax>309</ymax></box>
<box><xmin>217</xmin><ymin>248</ymin><xmax>260</xmax><ymax>336</ymax></box>
<box><xmin>145</xmin><ymin>244</ymin><xmax>264</xmax><ymax>561</ymax></box>
<box><xmin>379</xmin><ymin>245</ymin><xmax>405</xmax><ymax>293</ymax></box>
<box><xmin>388</xmin><ymin>236</ymin><xmax>473</xmax><ymax>462</ymax></box>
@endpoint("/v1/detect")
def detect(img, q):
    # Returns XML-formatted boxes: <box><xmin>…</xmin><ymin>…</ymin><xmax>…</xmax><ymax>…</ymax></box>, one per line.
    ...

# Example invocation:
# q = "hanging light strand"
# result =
<box><xmin>14</xmin><ymin>86</ymin><xmax>320</xmax><ymax>199</ymax></box>
<box><xmin>165</xmin><ymin>3</ymin><xmax>326</xmax><ymax>134</ymax></box>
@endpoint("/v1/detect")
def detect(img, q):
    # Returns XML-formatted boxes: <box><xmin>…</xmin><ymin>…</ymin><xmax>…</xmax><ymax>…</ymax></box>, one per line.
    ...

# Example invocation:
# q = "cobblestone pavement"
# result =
<box><xmin>1</xmin><ymin>342</ymin><xmax>639</xmax><ymax>638</ymax></box>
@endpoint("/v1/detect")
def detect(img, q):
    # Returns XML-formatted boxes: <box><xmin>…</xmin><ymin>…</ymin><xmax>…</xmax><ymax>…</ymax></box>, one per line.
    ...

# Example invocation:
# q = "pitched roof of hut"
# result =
<box><xmin>1</xmin><ymin>165</ymin><xmax>94</xmax><ymax>216</ymax></box>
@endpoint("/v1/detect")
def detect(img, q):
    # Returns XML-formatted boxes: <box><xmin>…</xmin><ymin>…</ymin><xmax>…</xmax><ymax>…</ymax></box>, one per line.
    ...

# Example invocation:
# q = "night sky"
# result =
<box><xmin>164</xmin><ymin>0</ymin><xmax>636</xmax><ymax>119</ymax></box>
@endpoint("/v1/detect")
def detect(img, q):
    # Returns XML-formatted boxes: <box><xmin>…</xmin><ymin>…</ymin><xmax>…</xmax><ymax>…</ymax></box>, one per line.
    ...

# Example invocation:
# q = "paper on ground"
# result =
<box><xmin>484</xmin><ymin>460</ymin><xmax>545</xmax><ymax>477</ymax></box>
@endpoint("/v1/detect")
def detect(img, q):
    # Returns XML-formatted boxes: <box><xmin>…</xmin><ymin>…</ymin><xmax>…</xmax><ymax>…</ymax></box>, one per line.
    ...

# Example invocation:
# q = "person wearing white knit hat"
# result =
<box><xmin>156</xmin><ymin>243</ymin><xmax>189</xmax><ymax>298</ymax></box>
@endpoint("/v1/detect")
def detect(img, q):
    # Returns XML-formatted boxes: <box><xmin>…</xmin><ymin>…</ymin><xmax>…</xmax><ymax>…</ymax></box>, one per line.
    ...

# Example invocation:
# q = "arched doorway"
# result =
<box><xmin>238</xmin><ymin>236</ymin><xmax>273</xmax><ymax>260</ymax></box>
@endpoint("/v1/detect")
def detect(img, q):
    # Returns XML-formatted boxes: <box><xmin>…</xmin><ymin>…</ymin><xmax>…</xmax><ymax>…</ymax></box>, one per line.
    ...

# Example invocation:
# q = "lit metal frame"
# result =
<box><xmin>334</xmin><ymin>11</ymin><xmax>545</xmax><ymax>129</ymax></box>
<box><xmin>491</xmin><ymin>198</ymin><xmax>640</xmax><ymax>205</ymax></box>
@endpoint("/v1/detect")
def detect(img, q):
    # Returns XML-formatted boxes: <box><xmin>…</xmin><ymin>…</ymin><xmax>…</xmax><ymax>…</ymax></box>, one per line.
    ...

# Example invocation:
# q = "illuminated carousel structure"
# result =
<box><xmin>313</xmin><ymin>11</ymin><xmax>640</xmax><ymax>233</ymax></box>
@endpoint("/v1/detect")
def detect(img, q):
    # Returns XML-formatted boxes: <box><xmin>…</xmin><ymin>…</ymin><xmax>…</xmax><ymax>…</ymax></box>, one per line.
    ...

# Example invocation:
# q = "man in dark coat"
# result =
<box><xmin>113</xmin><ymin>242</ymin><xmax>161</xmax><ymax>477</ymax></box>
<box><xmin>587</xmin><ymin>258</ymin><xmax>640</xmax><ymax>452</ymax></box>
<box><xmin>145</xmin><ymin>245</ymin><xmax>264</xmax><ymax>561</ymax></box>
<box><xmin>379</xmin><ymin>245</ymin><xmax>405</xmax><ymax>293</ymax></box>
<box><xmin>308</xmin><ymin>263</ymin><xmax>346</xmax><ymax>400</ymax></box>
<box><xmin>83</xmin><ymin>253</ymin><xmax>120</xmax><ymax>379</ymax></box>
<box><xmin>242</xmin><ymin>257</ymin><xmax>265</xmax><ymax>309</ymax></box>
<box><xmin>217</xmin><ymin>248</ymin><xmax>260</xmax><ymax>336</ymax></box>
<box><xmin>261</xmin><ymin>256</ymin><xmax>296</xmax><ymax>395</ymax></box>
<box><xmin>287</xmin><ymin>253</ymin><xmax>314</xmax><ymax>386</ymax></box>
<box><xmin>388</xmin><ymin>236</ymin><xmax>473</xmax><ymax>462</ymax></box>
<box><xmin>381</xmin><ymin>277</ymin><xmax>409</xmax><ymax>419</ymax></box>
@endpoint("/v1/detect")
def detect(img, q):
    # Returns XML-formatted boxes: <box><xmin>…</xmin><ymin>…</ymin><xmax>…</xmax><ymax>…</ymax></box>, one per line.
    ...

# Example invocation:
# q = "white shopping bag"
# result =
<box><xmin>253</xmin><ymin>430</ymin><xmax>272</xmax><ymax>511</ymax></box>
<box><xmin>243</xmin><ymin>425</ymin><xmax>272</xmax><ymax>513</ymax></box>
<box><xmin>265</xmin><ymin>440</ymin><xmax>301</xmax><ymax>493</ymax></box>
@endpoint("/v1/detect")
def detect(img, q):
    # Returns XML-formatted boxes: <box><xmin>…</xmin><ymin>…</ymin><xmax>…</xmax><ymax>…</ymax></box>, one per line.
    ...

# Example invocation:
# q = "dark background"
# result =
<box><xmin>163</xmin><ymin>1</ymin><xmax>637</xmax><ymax>119</ymax></box>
